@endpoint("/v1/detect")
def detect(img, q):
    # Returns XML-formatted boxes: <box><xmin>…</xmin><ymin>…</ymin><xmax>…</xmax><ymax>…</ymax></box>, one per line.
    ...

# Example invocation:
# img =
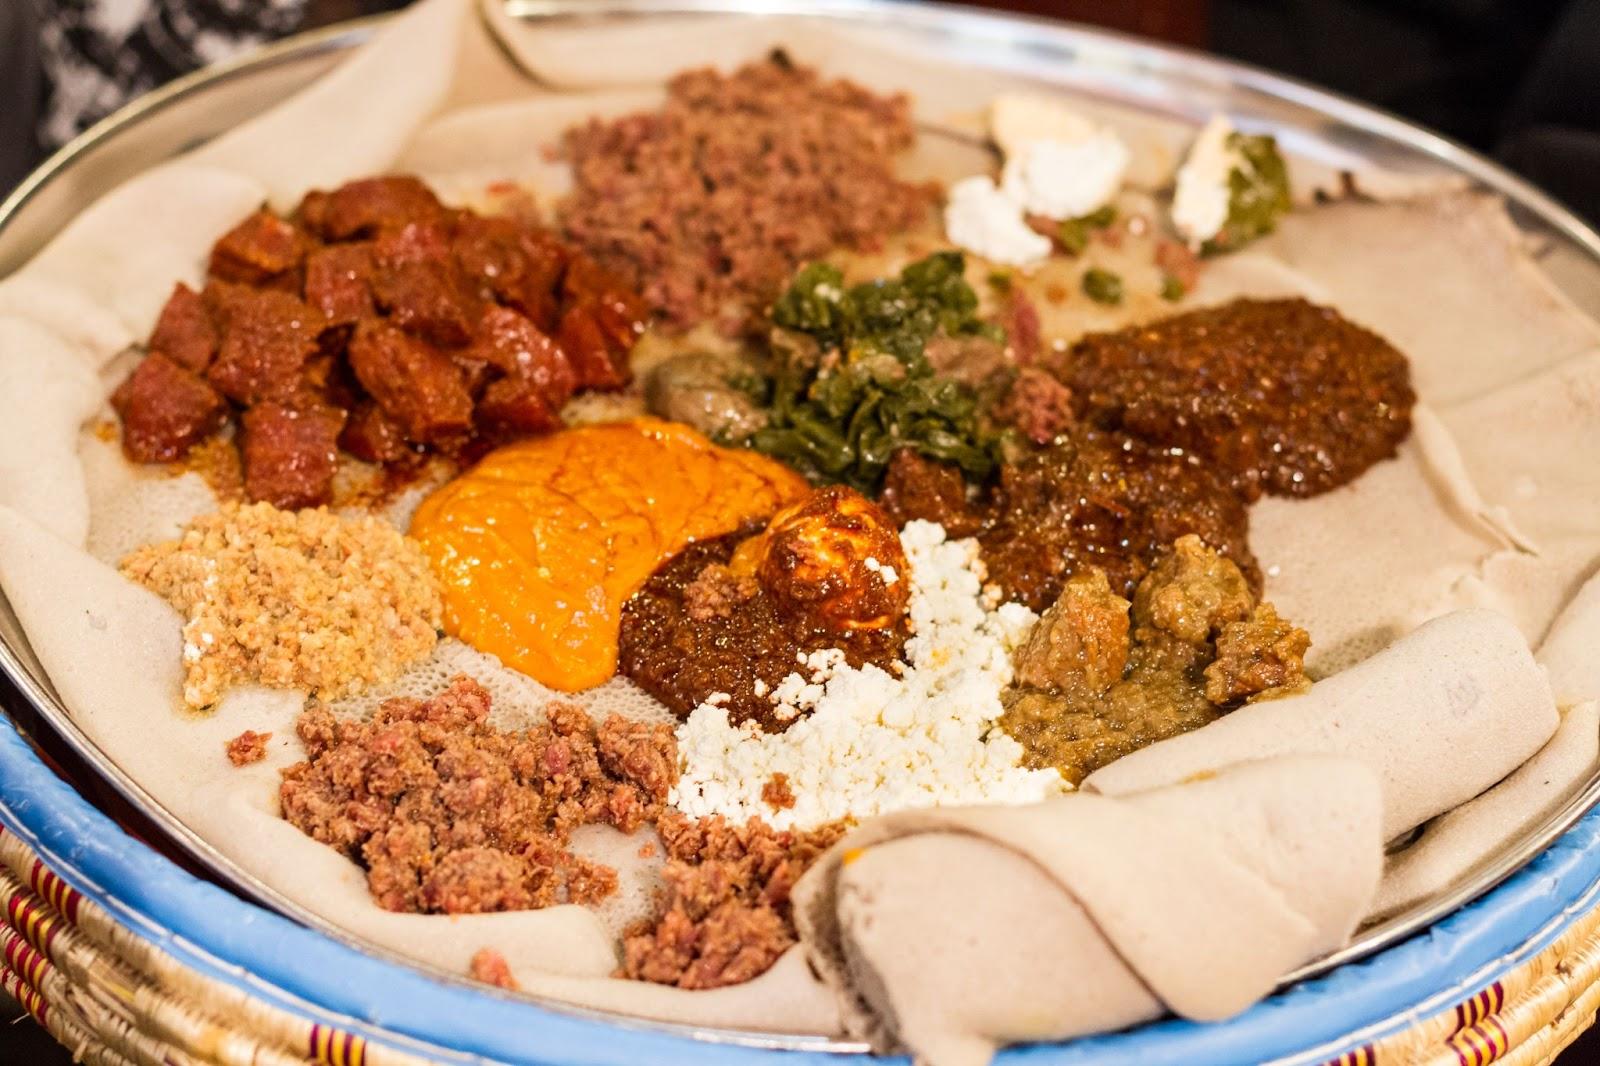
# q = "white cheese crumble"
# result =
<box><xmin>943</xmin><ymin>176</ymin><xmax>1052</xmax><ymax>268</ymax></box>
<box><xmin>1001</xmin><ymin>130</ymin><xmax>1130</xmax><ymax>220</ymax></box>
<box><xmin>670</xmin><ymin>520</ymin><xmax>1066</xmax><ymax>829</ymax></box>
<box><xmin>1172</xmin><ymin>113</ymin><xmax>1242</xmax><ymax>247</ymax></box>
<box><xmin>864</xmin><ymin>556</ymin><xmax>899</xmax><ymax>586</ymax></box>
<box><xmin>944</xmin><ymin>94</ymin><xmax>1132</xmax><ymax>264</ymax></box>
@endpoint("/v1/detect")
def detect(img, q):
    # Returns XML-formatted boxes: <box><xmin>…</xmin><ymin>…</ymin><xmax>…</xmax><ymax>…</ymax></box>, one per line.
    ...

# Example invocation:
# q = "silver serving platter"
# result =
<box><xmin>3</xmin><ymin>0</ymin><xmax>1600</xmax><ymax>1053</ymax></box>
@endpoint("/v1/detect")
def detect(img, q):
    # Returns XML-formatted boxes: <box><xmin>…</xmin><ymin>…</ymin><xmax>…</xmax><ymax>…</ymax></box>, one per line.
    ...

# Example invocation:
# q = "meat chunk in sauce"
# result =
<box><xmin>879</xmin><ymin>449</ymin><xmax>984</xmax><ymax>539</ymax></box>
<box><xmin>347</xmin><ymin>320</ymin><xmax>473</xmax><ymax>444</ymax></box>
<box><xmin>209</xmin><ymin>209</ymin><xmax>313</xmax><ymax>287</ymax></box>
<box><xmin>1130</xmin><ymin>533</ymin><xmax>1254</xmax><ymax>645</ymax></box>
<box><xmin>453</xmin><ymin>214</ymin><xmax>567</xmax><ymax>331</ymax></box>
<box><xmin>468</xmin><ymin>305</ymin><xmax>577</xmax><ymax>409</ymax></box>
<box><xmin>339</xmin><ymin>401</ymin><xmax>412</xmax><ymax>465</ymax></box>
<box><xmin>369</xmin><ymin>222</ymin><xmax>479</xmax><ymax>347</ymax></box>
<box><xmin>304</xmin><ymin>242</ymin><xmax>376</xmax><ymax>330</ymax></box>
<box><xmin>113</xmin><ymin>175</ymin><xmax>648</xmax><ymax>505</ymax></box>
<box><xmin>303</xmin><ymin>175</ymin><xmax>448</xmax><ymax>240</ymax></box>
<box><xmin>1000</xmin><ymin>537</ymin><xmax>1308</xmax><ymax>785</ymax></box>
<box><xmin>1204</xmin><ymin>603</ymin><xmax>1311</xmax><ymax>704</ymax></box>
<box><xmin>147</xmin><ymin>283</ymin><xmax>218</xmax><ymax>373</ymax></box>
<box><xmin>1012</xmin><ymin>570</ymin><xmax>1130</xmax><ymax>694</ymax></box>
<box><xmin>1059</xmin><ymin>298</ymin><xmax>1415</xmax><ymax>499</ymax></box>
<box><xmin>240</xmin><ymin>402</ymin><xmax>346</xmax><ymax>509</ymax></box>
<box><xmin>111</xmin><ymin>353</ymin><xmax>228</xmax><ymax>462</ymax></box>
<box><xmin>205</xmin><ymin>289</ymin><xmax>325</xmax><ymax>406</ymax></box>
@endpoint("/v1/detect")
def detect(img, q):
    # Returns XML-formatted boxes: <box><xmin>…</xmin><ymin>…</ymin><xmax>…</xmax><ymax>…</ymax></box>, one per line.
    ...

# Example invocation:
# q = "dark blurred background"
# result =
<box><xmin>1</xmin><ymin>0</ymin><xmax>1598</xmax><ymax>1061</ymax></box>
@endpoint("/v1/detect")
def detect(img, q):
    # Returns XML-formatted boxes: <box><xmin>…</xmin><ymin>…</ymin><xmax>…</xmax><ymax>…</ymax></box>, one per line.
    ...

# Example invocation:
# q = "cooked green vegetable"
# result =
<box><xmin>1056</xmin><ymin>205</ymin><xmax>1117</xmax><ymax>256</ymax></box>
<box><xmin>1206</xmin><ymin>132</ymin><xmax>1291</xmax><ymax>254</ymax></box>
<box><xmin>1160</xmin><ymin>274</ymin><xmax>1187</xmax><ymax>302</ymax></box>
<box><xmin>753</xmin><ymin>251</ymin><xmax>1005</xmax><ymax>490</ymax></box>
<box><xmin>1082</xmin><ymin>268</ymin><xmax>1124</xmax><ymax>306</ymax></box>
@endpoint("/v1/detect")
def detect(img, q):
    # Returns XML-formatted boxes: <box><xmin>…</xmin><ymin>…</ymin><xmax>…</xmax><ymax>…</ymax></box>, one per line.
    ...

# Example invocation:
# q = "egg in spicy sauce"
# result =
<box><xmin>408</xmin><ymin>418</ymin><xmax>809</xmax><ymax>690</ymax></box>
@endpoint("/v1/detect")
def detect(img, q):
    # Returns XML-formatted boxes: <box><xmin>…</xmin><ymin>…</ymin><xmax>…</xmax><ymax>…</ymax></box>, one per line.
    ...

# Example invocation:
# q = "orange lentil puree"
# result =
<box><xmin>408</xmin><ymin>418</ymin><xmax>809</xmax><ymax>690</ymax></box>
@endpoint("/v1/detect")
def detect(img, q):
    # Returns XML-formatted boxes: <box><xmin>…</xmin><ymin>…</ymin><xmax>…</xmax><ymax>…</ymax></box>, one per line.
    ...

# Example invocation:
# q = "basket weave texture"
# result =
<box><xmin>0</xmin><ymin>820</ymin><xmax>1595</xmax><ymax>1066</ymax></box>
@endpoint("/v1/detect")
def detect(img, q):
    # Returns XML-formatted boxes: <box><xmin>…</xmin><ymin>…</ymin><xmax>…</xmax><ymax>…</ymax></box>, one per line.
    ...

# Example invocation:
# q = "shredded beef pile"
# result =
<box><xmin>561</xmin><ymin>53</ymin><xmax>935</xmax><ymax>331</ymax></box>
<box><xmin>113</xmin><ymin>176</ymin><xmax>647</xmax><ymax>509</ymax></box>
<box><xmin>620</xmin><ymin>811</ymin><xmax>848</xmax><ymax>990</ymax></box>
<box><xmin>279</xmin><ymin>675</ymin><xmax>676</xmax><ymax>914</ymax></box>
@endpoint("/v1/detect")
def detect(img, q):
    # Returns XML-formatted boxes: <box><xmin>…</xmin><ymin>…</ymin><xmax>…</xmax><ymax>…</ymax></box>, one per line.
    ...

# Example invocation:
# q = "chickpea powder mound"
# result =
<box><xmin>120</xmin><ymin>501</ymin><xmax>443</xmax><ymax>708</ymax></box>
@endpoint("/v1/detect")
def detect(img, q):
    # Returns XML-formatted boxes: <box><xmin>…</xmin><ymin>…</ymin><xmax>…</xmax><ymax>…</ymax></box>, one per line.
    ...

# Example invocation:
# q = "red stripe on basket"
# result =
<box><xmin>1</xmin><ymin>965</ymin><xmax>47</xmax><ymax>1026</ymax></box>
<box><xmin>1484</xmin><ymin>1015</ymin><xmax>1511</xmax><ymax>1062</ymax></box>
<box><xmin>26</xmin><ymin>860</ymin><xmax>80</xmax><ymax>925</ymax></box>
<box><xmin>1487</xmin><ymin>980</ymin><xmax>1505</xmax><ymax>1016</ymax></box>
<box><xmin>6</xmin><ymin>893</ymin><xmax>59</xmax><ymax>957</ymax></box>
<box><xmin>3</xmin><ymin>935</ymin><xmax>48</xmax><ymax>991</ymax></box>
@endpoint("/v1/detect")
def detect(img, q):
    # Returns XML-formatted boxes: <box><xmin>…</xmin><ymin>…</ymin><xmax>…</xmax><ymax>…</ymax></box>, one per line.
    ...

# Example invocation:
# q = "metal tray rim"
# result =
<box><xmin>0</xmin><ymin>0</ymin><xmax>1597</xmax><ymax>1055</ymax></box>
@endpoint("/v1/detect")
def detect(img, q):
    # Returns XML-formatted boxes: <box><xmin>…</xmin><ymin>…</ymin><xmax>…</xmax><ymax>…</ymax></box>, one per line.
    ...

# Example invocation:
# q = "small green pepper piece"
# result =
<box><xmin>1082</xmin><ymin>268</ymin><xmax>1124</xmax><ymax>305</ymax></box>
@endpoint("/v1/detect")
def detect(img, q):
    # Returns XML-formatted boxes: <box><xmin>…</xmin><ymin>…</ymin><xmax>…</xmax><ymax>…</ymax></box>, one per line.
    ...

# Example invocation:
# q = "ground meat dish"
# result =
<box><xmin>620</xmin><ymin>811</ymin><xmax>848</xmax><ymax>990</ymax></box>
<box><xmin>620</xmin><ymin>487</ymin><xmax>910</xmax><ymax>730</ymax></box>
<box><xmin>999</xmin><ymin>536</ymin><xmax>1309</xmax><ymax>784</ymax></box>
<box><xmin>561</xmin><ymin>53</ymin><xmax>935</xmax><ymax>331</ymax></box>
<box><xmin>224</xmin><ymin>730</ymin><xmax>271</xmax><ymax>766</ymax></box>
<box><xmin>1057</xmin><ymin>298</ymin><xmax>1415</xmax><ymax>499</ymax></box>
<box><xmin>112</xmin><ymin>176</ymin><xmax>647</xmax><ymax>509</ymax></box>
<box><xmin>279</xmin><ymin>676</ymin><xmax>677</xmax><ymax>914</ymax></box>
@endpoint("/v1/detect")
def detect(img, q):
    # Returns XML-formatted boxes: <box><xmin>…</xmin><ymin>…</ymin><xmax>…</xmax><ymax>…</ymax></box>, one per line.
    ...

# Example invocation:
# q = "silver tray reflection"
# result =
<box><xmin>2</xmin><ymin>0</ymin><xmax>1599</xmax><ymax>1052</ymax></box>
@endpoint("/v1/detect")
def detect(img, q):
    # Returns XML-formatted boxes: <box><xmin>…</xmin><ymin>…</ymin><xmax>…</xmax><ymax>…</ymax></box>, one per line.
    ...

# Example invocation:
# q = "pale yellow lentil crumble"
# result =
<box><xmin>120</xmin><ymin>502</ymin><xmax>442</xmax><ymax>708</ymax></box>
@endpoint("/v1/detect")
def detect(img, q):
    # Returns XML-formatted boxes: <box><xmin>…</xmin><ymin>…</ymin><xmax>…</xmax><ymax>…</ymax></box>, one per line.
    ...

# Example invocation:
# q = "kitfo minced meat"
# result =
<box><xmin>620</xmin><ymin>811</ymin><xmax>848</xmax><ymax>989</ymax></box>
<box><xmin>279</xmin><ymin>675</ymin><xmax>678</xmax><ymax>914</ymax></box>
<box><xmin>120</xmin><ymin>502</ymin><xmax>442</xmax><ymax>708</ymax></box>
<box><xmin>561</xmin><ymin>53</ymin><xmax>936</xmax><ymax>330</ymax></box>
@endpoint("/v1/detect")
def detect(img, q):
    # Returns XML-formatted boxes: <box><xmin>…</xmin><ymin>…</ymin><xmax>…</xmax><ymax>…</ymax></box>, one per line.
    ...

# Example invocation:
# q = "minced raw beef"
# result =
<box><xmin>279</xmin><ymin>675</ymin><xmax>676</xmax><ymax>914</ymax></box>
<box><xmin>225</xmin><ymin>730</ymin><xmax>272</xmax><ymax>766</ymax></box>
<box><xmin>561</xmin><ymin>53</ymin><xmax>935</xmax><ymax>331</ymax></box>
<box><xmin>620</xmin><ymin>811</ymin><xmax>848</xmax><ymax>990</ymax></box>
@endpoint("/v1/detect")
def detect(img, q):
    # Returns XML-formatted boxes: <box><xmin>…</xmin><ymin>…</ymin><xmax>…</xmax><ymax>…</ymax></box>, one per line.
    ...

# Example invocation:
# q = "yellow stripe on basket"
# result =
<box><xmin>1452</xmin><ymin>982</ymin><xmax>1507</xmax><ymax>1035</ymax></box>
<box><xmin>27</xmin><ymin>857</ymin><xmax>81</xmax><ymax>924</ymax></box>
<box><xmin>0</xmin><ymin>964</ymin><xmax>48</xmax><ymax>1026</ymax></box>
<box><xmin>309</xmin><ymin>1024</ymin><xmax>368</xmax><ymax>1066</ymax></box>
<box><xmin>1320</xmin><ymin>1046</ymin><xmax>1376</xmax><ymax>1066</ymax></box>
<box><xmin>3</xmin><ymin>932</ymin><xmax>50</xmax><ymax>991</ymax></box>
<box><xmin>6</xmin><ymin>891</ymin><xmax>61</xmax><ymax>957</ymax></box>
<box><xmin>1450</xmin><ymin>1015</ymin><xmax>1512</xmax><ymax>1066</ymax></box>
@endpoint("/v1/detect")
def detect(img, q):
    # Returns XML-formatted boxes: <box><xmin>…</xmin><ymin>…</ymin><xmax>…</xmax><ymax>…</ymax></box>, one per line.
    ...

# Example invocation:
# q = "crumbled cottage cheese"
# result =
<box><xmin>1172</xmin><ymin>113</ymin><xmax>1242</xmax><ymax>247</ymax></box>
<box><xmin>671</xmin><ymin>520</ymin><xmax>1066</xmax><ymax>829</ymax></box>
<box><xmin>943</xmin><ymin>176</ymin><xmax>1054</xmax><ymax>267</ymax></box>
<box><xmin>943</xmin><ymin>94</ymin><xmax>1130</xmax><ymax>266</ymax></box>
<box><xmin>1001</xmin><ymin>130</ymin><xmax>1130</xmax><ymax>220</ymax></box>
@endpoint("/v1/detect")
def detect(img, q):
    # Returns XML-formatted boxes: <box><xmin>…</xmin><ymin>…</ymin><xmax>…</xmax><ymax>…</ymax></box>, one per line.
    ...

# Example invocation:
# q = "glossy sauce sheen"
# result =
<box><xmin>408</xmin><ymin>418</ymin><xmax>808</xmax><ymax>690</ymax></box>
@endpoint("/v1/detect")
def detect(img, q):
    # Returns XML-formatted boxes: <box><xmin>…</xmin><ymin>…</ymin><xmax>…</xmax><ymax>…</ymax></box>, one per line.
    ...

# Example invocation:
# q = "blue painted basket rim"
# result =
<box><xmin>3</xmin><ymin>713</ymin><xmax>1599</xmax><ymax>1066</ymax></box>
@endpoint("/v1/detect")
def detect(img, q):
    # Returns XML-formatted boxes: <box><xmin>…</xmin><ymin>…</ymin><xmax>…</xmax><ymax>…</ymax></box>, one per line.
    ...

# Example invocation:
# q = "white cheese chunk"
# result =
<box><xmin>943</xmin><ymin>175</ymin><xmax>1052</xmax><ymax>267</ymax></box>
<box><xmin>671</xmin><ymin>520</ymin><xmax>1067</xmax><ymax>829</ymax></box>
<box><xmin>1172</xmin><ymin>112</ymin><xmax>1242</xmax><ymax>247</ymax></box>
<box><xmin>1001</xmin><ymin>131</ymin><xmax>1130</xmax><ymax>220</ymax></box>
